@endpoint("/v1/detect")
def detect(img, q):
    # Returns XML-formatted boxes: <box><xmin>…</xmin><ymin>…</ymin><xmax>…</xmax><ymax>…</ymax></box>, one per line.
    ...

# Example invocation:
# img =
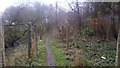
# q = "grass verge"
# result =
<box><xmin>49</xmin><ymin>36</ymin><xmax>74</xmax><ymax>66</ymax></box>
<box><xmin>31</xmin><ymin>37</ymin><xmax>47</xmax><ymax>66</ymax></box>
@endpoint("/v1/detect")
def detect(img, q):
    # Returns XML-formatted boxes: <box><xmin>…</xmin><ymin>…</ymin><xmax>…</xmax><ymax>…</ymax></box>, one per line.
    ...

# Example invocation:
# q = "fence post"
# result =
<box><xmin>0</xmin><ymin>20</ymin><xmax>5</xmax><ymax>66</ymax></box>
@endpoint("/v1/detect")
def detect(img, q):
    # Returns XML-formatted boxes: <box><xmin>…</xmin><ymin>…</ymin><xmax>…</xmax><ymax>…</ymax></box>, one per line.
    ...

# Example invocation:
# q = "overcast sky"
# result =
<box><xmin>0</xmin><ymin>0</ymin><xmax>69</xmax><ymax>12</ymax></box>
<box><xmin>0</xmin><ymin>0</ymin><xmax>119</xmax><ymax>12</ymax></box>
<box><xmin>0</xmin><ymin>0</ymin><xmax>87</xmax><ymax>12</ymax></box>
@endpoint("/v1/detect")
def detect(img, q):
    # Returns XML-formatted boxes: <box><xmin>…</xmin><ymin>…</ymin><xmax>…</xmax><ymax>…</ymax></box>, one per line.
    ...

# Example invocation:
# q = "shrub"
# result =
<box><xmin>81</xmin><ymin>27</ymin><xmax>94</xmax><ymax>37</ymax></box>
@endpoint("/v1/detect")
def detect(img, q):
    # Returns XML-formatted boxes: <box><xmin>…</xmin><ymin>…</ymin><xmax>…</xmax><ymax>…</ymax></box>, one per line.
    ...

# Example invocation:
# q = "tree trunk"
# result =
<box><xmin>111</xmin><ymin>3</ymin><xmax>118</xmax><ymax>40</ymax></box>
<box><xmin>40</xmin><ymin>24</ymin><xmax>43</xmax><ymax>40</ymax></box>
<box><xmin>74</xmin><ymin>26</ymin><xmax>77</xmax><ymax>48</ymax></box>
<box><xmin>66</xmin><ymin>25</ymin><xmax>70</xmax><ymax>50</ymax></box>
<box><xmin>0</xmin><ymin>20</ymin><xmax>5</xmax><ymax>66</ymax></box>
<box><xmin>32</xmin><ymin>25</ymin><xmax>38</xmax><ymax>56</ymax></box>
<box><xmin>28</xmin><ymin>24</ymin><xmax>32</xmax><ymax>65</ymax></box>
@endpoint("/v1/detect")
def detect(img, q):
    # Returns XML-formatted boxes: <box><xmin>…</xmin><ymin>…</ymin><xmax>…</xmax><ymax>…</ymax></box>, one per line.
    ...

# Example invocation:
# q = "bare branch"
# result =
<box><xmin>65</xmin><ymin>0</ymin><xmax>78</xmax><ymax>13</ymax></box>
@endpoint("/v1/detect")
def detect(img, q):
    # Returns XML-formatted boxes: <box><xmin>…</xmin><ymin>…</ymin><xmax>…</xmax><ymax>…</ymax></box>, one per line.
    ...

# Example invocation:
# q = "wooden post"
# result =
<box><xmin>0</xmin><ymin>19</ymin><xmax>5</xmax><ymax>66</ymax></box>
<box><xmin>116</xmin><ymin>28</ymin><xmax>120</xmax><ymax>66</ymax></box>
<box><xmin>66</xmin><ymin>25</ymin><xmax>70</xmax><ymax>50</ymax></box>
<box><xmin>115</xmin><ymin>2</ymin><xmax>120</xmax><ymax>66</ymax></box>
<box><xmin>28</xmin><ymin>23</ymin><xmax>32</xmax><ymax>65</ymax></box>
<box><xmin>32</xmin><ymin>25</ymin><xmax>38</xmax><ymax>57</ymax></box>
<box><xmin>0</xmin><ymin>21</ymin><xmax>3</xmax><ymax>66</ymax></box>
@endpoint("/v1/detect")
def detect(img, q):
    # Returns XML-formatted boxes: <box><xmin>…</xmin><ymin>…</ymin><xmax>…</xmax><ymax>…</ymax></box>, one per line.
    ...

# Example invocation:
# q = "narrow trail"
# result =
<box><xmin>45</xmin><ymin>37</ymin><xmax>55</xmax><ymax>66</ymax></box>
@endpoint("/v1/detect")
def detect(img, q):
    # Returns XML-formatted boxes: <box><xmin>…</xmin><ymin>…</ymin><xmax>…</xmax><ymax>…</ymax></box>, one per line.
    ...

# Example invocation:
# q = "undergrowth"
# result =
<box><xmin>31</xmin><ymin>36</ymin><xmax>47</xmax><ymax>66</ymax></box>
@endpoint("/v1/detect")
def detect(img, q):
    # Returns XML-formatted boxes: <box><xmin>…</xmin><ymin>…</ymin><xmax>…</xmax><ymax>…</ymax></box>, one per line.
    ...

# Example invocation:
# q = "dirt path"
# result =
<box><xmin>45</xmin><ymin>37</ymin><xmax>55</xmax><ymax>66</ymax></box>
